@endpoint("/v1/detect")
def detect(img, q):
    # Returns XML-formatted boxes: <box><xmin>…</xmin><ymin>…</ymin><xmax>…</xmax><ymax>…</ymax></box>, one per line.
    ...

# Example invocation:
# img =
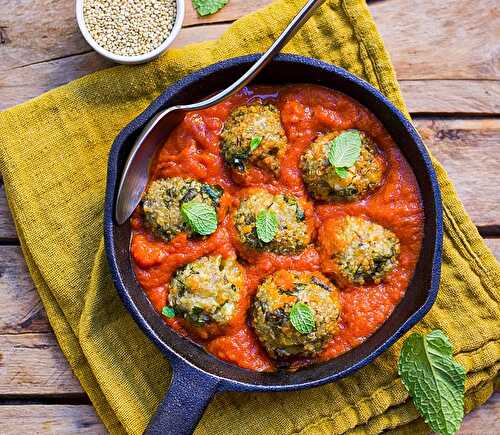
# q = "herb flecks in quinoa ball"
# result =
<box><xmin>300</xmin><ymin>129</ymin><xmax>386</xmax><ymax>201</ymax></box>
<box><xmin>168</xmin><ymin>255</ymin><xmax>245</xmax><ymax>327</ymax></box>
<box><xmin>234</xmin><ymin>189</ymin><xmax>311</xmax><ymax>255</ymax></box>
<box><xmin>252</xmin><ymin>270</ymin><xmax>340</xmax><ymax>359</ymax></box>
<box><xmin>324</xmin><ymin>216</ymin><xmax>400</xmax><ymax>285</ymax></box>
<box><xmin>220</xmin><ymin>104</ymin><xmax>288</xmax><ymax>174</ymax></box>
<box><xmin>142</xmin><ymin>177</ymin><xmax>222</xmax><ymax>242</ymax></box>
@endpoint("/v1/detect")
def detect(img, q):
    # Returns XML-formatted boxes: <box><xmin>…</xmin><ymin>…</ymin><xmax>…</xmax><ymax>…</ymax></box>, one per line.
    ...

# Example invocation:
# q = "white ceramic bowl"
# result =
<box><xmin>76</xmin><ymin>0</ymin><xmax>185</xmax><ymax>65</ymax></box>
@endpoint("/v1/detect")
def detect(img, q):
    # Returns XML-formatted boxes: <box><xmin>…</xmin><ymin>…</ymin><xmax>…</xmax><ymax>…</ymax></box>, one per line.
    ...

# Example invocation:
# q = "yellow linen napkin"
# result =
<box><xmin>1</xmin><ymin>0</ymin><xmax>499</xmax><ymax>434</ymax></box>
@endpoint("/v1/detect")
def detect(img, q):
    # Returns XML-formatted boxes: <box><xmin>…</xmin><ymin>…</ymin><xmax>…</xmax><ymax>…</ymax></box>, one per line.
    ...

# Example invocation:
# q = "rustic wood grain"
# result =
<box><xmin>0</xmin><ymin>395</ymin><xmax>496</xmax><ymax>434</ymax></box>
<box><xmin>4</xmin><ymin>63</ymin><xmax>496</xmax><ymax>113</ymax></box>
<box><xmin>370</xmin><ymin>0</ymin><xmax>499</xmax><ymax>81</ymax></box>
<box><xmin>414</xmin><ymin>118</ymin><xmax>500</xmax><ymax>228</ymax></box>
<box><xmin>1</xmin><ymin>0</ymin><xmax>499</xmax><ymax>111</ymax></box>
<box><xmin>0</xmin><ymin>119</ymin><xmax>497</xmax><ymax>238</ymax></box>
<box><xmin>0</xmin><ymin>405</ymin><xmax>106</xmax><ymax>434</ymax></box>
<box><xmin>484</xmin><ymin>239</ymin><xmax>500</xmax><ymax>260</ymax></box>
<box><xmin>2</xmin><ymin>0</ymin><xmax>498</xmax><ymax>79</ymax></box>
<box><xmin>0</xmin><ymin>184</ymin><xmax>17</xmax><ymax>240</ymax></box>
<box><xmin>400</xmin><ymin>80</ymin><xmax>499</xmax><ymax>115</ymax></box>
<box><xmin>0</xmin><ymin>332</ymin><xmax>84</xmax><ymax>395</ymax></box>
<box><xmin>459</xmin><ymin>392</ymin><xmax>500</xmax><ymax>434</ymax></box>
<box><xmin>0</xmin><ymin>246</ymin><xmax>48</xmax><ymax>334</ymax></box>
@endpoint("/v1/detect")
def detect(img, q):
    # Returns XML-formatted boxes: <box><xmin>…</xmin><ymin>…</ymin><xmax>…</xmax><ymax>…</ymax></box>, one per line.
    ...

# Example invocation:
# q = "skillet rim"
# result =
<box><xmin>104</xmin><ymin>53</ymin><xmax>443</xmax><ymax>392</ymax></box>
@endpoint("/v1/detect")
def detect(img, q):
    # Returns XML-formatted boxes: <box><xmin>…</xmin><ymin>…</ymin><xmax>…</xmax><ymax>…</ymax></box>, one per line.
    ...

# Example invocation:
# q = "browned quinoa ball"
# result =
<box><xmin>234</xmin><ymin>189</ymin><xmax>311</xmax><ymax>255</ymax></box>
<box><xmin>168</xmin><ymin>255</ymin><xmax>245</xmax><ymax>327</ymax></box>
<box><xmin>322</xmin><ymin>216</ymin><xmax>400</xmax><ymax>285</ymax></box>
<box><xmin>220</xmin><ymin>103</ymin><xmax>288</xmax><ymax>174</ymax></box>
<box><xmin>300</xmin><ymin>129</ymin><xmax>386</xmax><ymax>202</ymax></box>
<box><xmin>252</xmin><ymin>270</ymin><xmax>341</xmax><ymax>359</ymax></box>
<box><xmin>142</xmin><ymin>177</ymin><xmax>223</xmax><ymax>242</ymax></box>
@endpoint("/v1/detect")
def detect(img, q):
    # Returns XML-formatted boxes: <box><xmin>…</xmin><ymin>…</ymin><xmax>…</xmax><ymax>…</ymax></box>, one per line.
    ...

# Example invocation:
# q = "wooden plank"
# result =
<box><xmin>1</xmin><ymin>63</ymin><xmax>497</xmax><ymax>113</ymax></box>
<box><xmin>401</xmin><ymin>80</ymin><xmax>499</xmax><ymax>115</ymax></box>
<box><xmin>0</xmin><ymin>246</ymin><xmax>49</xmax><ymax>334</ymax></box>
<box><xmin>0</xmin><ymin>0</ymin><xmax>89</xmax><ymax>72</ymax></box>
<box><xmin>370</xmin><ymin>0</ymin><xmax>499</xmax><ymax>80</ymax></box>
<box><xmin>0</xmin><ymin>246</ymin><xmax>79</xmax><ymax>395</ymax></box>
<box><xmin>0</xmin><ymin>397</ymin><xmax>497</xmax><ymax>435</ymax></box>
<box><xmin>0</xmin><ymin>405</ymin><xmax>106</xmax><ymax>434</ymax></box>
<box><xmin>0</xmin><ymin>332</ymin><xmax>83</xmax><ymax>395</ymax></box>
<box><xmin>484</xmin><ymin>239</ymin><xmax>500</xmax><ymax>260</ymax></box>
<box><xmin>1</xmin><ymin>0</ymin><xmax>499</xmax><ymax>111</ymax></box>
<box><xmin>0</xmin><ymin>184</ymin><xmax>17</xmax><ymax>240</ymax></box>
<box><xmin>414</xmin><ymin>118</ymin><xmax>500</xmax><ymax>228</ymax></box>
<box><xmin>459</xmin><ymin>392</ymin><xmax>500</xmax><ymax>434</ymax></box>
<box><xmin>2</xmin><ymin>0</ymin><xmax>497</xmax><ymax>79</ymax></box>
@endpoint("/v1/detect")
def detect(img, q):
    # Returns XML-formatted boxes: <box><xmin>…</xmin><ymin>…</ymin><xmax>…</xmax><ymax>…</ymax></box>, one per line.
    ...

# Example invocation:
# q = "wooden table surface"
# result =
<box><xmin>0</xmin><ymin>0</ymin><xmax>498</xmax><ymax>433</ymax></box>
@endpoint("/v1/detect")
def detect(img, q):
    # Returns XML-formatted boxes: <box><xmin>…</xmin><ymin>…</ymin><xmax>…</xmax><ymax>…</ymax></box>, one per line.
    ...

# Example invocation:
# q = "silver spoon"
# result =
<box><xmin>115</xmin><ymin>0</ymin><xmax>326</xmax><ymax>224</ymax></box>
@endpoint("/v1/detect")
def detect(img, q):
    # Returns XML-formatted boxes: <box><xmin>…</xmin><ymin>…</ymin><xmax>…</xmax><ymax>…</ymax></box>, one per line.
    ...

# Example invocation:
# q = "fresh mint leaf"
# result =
<box><xmin>250</xmin><ymin>136</ymin><xmax>263</xmax><ymax>152</ymax></box>
<box><xmin>290</xmin><ymin>302</ymin><xmax>315</xmax><ymax>334</ymax></box>
<box><xmin>162</xmin><ymin>306</ymin><xmax>175</xmax><ymax>318</ymax></box>
<box><xmin>335</xmin><ymin>167</ymin><xmax>349</xmax><ymax>179</ymax></box>
<box><xmin>398</xmin><ymin>330</ymin><xmax>466</xmax><ymax>435</ymax></box>
<box><xmin>181</xmin><ymin>200</ymin><xmax>217</xmax><ymax>236</ymax></box>
<box><xmin>328</xmin><ymin>130</ymin><xmax>362</xmax><ymax>170</ymax></box>
<box><xmin>256</xmin><ymin>209</ymin><xmax>278</xmax><ymax>243</ymax></box>
<box><xmin>192</xmin><ymin>0</ymin><xmax>229</xmax><ymax>16</ymax></box>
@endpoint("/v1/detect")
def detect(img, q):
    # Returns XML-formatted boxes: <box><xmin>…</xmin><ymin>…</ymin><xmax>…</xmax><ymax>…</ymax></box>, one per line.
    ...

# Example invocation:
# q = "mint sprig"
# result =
<box><xmin>256</xmin><ymin>209</ymin><xmax>278</xmax><ymax>243</ymax></box>
<box><xmin>192</xmin><ymin>0</ymin><xmax>229</xmax><ymax>16</ymax></box>
<box><xmin>398</xmin><ymin>330</ymin><xmax>465</xmax><ymax>435</ymax></box>
<box><xmin>290</xmin><ymin>302</ymin><xmax>315</xmax><ymax>334</ymax></box>
<box><xmin>162</xmin><ymin>306</ymin><xmax>175</xmax><ymax>318</ymax></box>
<box><xmin>328</xmin><ymin>130</ymin><xmax>362</xmax><ymax>176</ymax></box>
<box><xmin>249</xmin><ymin>135</ymin><xmax>263</xmax><ymax>152</ymax></box>
<box><xmin>181</xmin><ymin>200</ymin><xmax>217</xmax><ymax>236</ymax></box>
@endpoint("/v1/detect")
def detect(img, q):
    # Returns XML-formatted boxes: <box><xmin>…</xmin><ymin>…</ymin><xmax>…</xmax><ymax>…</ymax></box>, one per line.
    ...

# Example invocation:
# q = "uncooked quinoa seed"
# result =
<box><xmin>83</xmin><ymin>0</ymin><xmax>176</xmax><ymax>57</ymax></box>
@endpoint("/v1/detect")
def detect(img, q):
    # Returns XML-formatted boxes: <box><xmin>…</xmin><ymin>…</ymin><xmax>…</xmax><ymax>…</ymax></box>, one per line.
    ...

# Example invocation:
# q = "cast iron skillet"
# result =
<box><xmin>104</xmin><ymin>54</ymin><xmax>443</xmax><ymax>435</ymax></box>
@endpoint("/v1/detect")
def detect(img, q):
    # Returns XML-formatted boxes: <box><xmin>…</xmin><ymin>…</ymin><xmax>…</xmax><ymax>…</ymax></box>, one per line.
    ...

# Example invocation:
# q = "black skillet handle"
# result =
<box><xmin>144</xmin><ymin>360</ymin><xmax>221</xmax><ymax>435</ymax></box>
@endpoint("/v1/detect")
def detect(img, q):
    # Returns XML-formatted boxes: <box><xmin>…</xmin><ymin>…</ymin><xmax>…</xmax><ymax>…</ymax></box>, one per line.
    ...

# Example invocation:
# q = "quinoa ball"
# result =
<box><xmin>325</xmin><ymin>216</ymin><xmax>400</xmax><ymax>285</ymax></box>
<box><xmin>168</xmin><ymin>255</ymin><xmax>245</xmax><ymax>327</ymax></box>
<box><xmin>252</xmin><ymin>271</ymin><xmax>341</xmax><ymax>359</ymax></box>
<box><xmin>234</xmin><ymin>189</ymin><xmax>311</xmax><ymax>255</ymax></box>
<box><xmin>300</xmin><ymin>129</ymin><xmax>386</xmax><ymax>201</ymax></box>
<box><xmin>220</xmin><ymin>103</ymin><xmax>288</xmax><ymax>174</ymax></box>
<box><xmin>142</xmin><ymin>177</ymin><xmax>223</xmax><ymax>242</ymax></box>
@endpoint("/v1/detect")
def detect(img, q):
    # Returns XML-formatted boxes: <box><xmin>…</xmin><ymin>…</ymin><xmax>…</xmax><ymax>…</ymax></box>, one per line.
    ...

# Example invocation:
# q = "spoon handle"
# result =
<box><xmin>181</xmin><ymin>0</ymin><xmax>326</xmax><ymax>111</ymax></box>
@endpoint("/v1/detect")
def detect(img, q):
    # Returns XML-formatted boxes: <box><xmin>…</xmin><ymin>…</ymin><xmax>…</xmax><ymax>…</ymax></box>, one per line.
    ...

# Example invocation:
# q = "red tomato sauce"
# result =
<box><xmin>130</xmin><ymin>84</ymin><xmax>423</xmax><ymax>372</ymax></box>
